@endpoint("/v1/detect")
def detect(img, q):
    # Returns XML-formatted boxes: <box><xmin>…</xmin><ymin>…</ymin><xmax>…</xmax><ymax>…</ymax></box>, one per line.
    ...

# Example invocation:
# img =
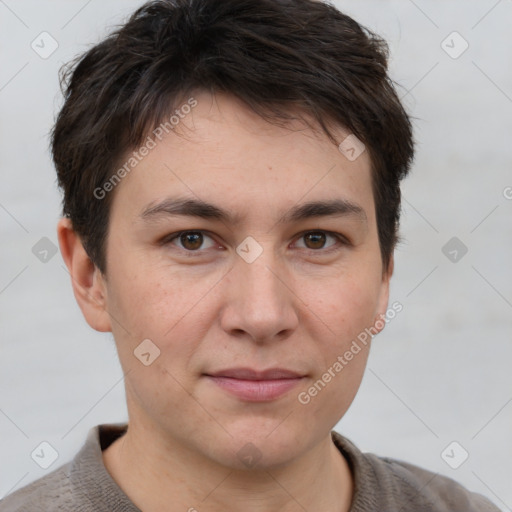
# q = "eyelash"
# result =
<box><xmin>160</xmin><ymin>230</ymin><xmax>350</xmax><ymax>257</ymax></box>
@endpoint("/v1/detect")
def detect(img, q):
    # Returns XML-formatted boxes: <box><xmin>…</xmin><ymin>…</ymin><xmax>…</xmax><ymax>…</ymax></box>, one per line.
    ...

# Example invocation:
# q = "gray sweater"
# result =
<box><xmin>0</xmin><ymin>423</ymin><xmax>501</xmax><ymax>511</ymax></box>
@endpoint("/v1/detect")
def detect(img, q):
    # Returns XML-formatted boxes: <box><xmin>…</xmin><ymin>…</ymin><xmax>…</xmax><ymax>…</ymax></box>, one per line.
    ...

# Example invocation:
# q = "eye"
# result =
<box><xmin>294</xmin><ymin>230</ymin><xmax>347</xmax><ymax>252</ymax></box>
<box><xmin>161</xmin><ymin>229</ymin><xmax>348</xmax><ymax>256</ymax></box>
<box><xmin>163</xmin><ymin>231</ymin><xmax>217</xmax><ymax>253</ymax></box>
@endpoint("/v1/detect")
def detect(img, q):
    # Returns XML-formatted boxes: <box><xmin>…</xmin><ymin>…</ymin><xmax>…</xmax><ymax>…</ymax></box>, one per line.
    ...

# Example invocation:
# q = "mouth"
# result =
<box><xmin>203</xmin><ymin>367</ymin><xmax>306</xmax><ymax>402</ymax></box>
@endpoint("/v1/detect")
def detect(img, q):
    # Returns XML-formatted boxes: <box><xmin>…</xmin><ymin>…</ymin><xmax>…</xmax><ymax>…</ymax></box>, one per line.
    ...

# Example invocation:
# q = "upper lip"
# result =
<box><xmin>205</xmin><ymin>367</ymin><xmax>304</xmax><ymax>380</ymax></box>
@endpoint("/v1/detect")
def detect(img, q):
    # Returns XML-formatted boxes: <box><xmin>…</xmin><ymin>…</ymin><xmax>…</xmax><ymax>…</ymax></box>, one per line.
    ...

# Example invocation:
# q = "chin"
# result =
<box><xmin>210</xmin><ymin>421</ymin><xmax>307</xmax><ymax>470</ymax></box>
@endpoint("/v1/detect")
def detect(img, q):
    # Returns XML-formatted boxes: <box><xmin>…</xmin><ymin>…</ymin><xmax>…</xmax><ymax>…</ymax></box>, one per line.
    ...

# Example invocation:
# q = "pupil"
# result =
<box><xmin>306</xmin><ymin>232</ymin><xmax>325</xmax><ymax>249</ymax></box>
<box><xmin>182</xmin><ymin>232</ymin><xmax>202</xmax><ymax>250</ymax></box>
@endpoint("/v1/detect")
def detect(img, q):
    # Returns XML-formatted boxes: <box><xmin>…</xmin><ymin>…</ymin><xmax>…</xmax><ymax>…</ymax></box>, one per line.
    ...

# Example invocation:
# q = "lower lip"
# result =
<box><xmin>205</xmin><ymin>376</ymin><xmax>304</xmax><ymax>401</ymax></box>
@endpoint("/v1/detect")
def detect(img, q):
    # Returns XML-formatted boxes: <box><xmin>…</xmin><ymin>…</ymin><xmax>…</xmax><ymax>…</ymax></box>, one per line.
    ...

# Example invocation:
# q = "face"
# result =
<box><xmin>95</xmin><ymin>91</ymin><xmax>391</xmax><ymax>468</ymax></box>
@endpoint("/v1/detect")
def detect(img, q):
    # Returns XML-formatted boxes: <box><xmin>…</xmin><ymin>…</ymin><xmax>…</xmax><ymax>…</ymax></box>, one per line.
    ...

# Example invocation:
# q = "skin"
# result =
<box><xmin>58</xmin><ymin>90</ymin><xmax>393</xmax><ymax>512</ymax></box>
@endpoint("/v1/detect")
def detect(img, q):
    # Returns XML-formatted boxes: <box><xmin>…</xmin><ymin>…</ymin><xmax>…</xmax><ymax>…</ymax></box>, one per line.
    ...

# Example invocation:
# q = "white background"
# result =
<box><xmin>1</xmin><ymin>0</ymin><xmax>511</xmax><ymax>509</ymax></box>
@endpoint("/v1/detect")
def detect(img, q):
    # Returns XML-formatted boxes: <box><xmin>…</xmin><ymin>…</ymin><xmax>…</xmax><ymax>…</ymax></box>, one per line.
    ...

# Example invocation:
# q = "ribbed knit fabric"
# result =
<box><xmin>1</xmin><ymin>424</ymin><xmax>137</xmax><ymax>512</ymax></box>
<box><xmin>0</xmin><ymin>423</ymin><xmax>501</xmax><ymax>511</ymax></box>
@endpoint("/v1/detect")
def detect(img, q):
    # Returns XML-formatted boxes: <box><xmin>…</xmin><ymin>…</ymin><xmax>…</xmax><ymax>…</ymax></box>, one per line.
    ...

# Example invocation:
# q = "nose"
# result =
<box><xmin>218</xmin><ymin>247</ymin><xmax>299</xmax><ymax>344</ymax></box>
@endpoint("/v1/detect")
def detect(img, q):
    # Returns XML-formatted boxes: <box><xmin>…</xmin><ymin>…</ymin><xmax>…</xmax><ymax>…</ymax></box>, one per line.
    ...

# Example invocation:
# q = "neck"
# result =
<box><xmin>102</xmin><ymin>423</ymin><xmax>354</xmax><ymax>512</ymax></box>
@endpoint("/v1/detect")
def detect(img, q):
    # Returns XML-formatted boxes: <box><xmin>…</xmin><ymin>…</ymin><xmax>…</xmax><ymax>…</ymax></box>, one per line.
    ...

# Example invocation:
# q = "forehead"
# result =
<box><xmin>108</xmin><ymin>91</ymin><xmax>375</xmax><ymax>227</ymax></box>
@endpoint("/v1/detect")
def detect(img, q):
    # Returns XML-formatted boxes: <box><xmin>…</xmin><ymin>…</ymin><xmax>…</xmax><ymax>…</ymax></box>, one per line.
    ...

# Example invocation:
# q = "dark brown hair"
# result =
<box><xmin>51</xmin><ymin>0</ymin><xmax>414</xmax><ymax>274</ymax></box>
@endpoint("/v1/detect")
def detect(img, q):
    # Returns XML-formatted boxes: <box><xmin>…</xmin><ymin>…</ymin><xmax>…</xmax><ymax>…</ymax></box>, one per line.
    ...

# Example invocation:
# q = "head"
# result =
<box><xmin>55</xmin><ymin>0</ymin><xmax>413</xmax><ymax>469</ymax></box>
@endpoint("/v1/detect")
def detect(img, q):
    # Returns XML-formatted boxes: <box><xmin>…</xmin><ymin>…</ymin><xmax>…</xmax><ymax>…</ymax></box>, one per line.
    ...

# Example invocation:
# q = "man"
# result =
<box><xmin>0</xmin><ymin>0</ymin><xmax>501</xmax><ymax>510</ymax></box>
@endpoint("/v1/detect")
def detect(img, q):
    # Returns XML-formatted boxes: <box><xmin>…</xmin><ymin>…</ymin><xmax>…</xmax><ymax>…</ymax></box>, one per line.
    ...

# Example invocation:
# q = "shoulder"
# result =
<box><xmin>368</xmin><ymin>453</ymin><xmax>501</xmax><ymax>511</ymax></box>
<box><xmin>331</xmin><ymin>431</ymin><xmax>501</xmax><ymax>511</ymax></box>
<box><xmin>1</xmin><ymin>423</ymin><xmax>133</xmax><ymax>512</ymax></box>
<box><xmin>0</xmin><ymin>462</ymin><xmax>74</xmax><ymax>512</ymax></box>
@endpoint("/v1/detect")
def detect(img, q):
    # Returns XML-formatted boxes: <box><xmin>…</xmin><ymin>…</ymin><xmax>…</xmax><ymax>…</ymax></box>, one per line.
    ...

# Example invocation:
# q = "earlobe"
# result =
<box><xmin>57</xmin><ymin>218</ymin><xmax>112</xmax><ymax>333</ymax></box>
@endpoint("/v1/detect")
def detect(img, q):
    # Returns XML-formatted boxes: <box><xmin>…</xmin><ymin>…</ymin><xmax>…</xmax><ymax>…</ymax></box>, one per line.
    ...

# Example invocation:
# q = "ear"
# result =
<box><xmin>57</xmin><ymin>217</ymin><xmax>112</xmax><ymax>332</ymax></box>
<box><xmin>372</xmin><ymin>253</ymin><xmax>394</xmax><ymax>335</ymax></box>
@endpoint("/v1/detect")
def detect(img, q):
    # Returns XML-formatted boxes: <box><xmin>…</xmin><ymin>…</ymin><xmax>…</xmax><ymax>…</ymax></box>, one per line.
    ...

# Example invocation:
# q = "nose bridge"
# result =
<box><xmin>240</xmin><ymin>251</ymin><xmax>284</xmax><ymax>304</ymax></box>
<box><xmin>220</xmin><ymin>239</ymin><xmax>298</xmax><ymax>341</ymax></box>
<box><xmin>240</xmin><ymin>238</ymin><xmax>285</xmax><ymax>304</ymax></box>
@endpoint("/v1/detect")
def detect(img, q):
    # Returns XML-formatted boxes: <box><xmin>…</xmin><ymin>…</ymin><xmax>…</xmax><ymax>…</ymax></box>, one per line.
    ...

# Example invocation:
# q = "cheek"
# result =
<box><xmin>310</xmin><ymin>272</ymin><xmax>382</xmax><ymax>348</ymax></box>
<box><xmin>107</xmin><ymin>268</ymin><xmax>208</xmax><ymax>418</ymax></box>
<box><xmin>298</xmin><ymin>269</ymin><xmax>381</xmax><ymax>420</ymax></box>
<box><xmin>296</xmin><ymin>340</ymin><xmax>370</xmax><ymax>427</ymax></box>
<box><xmin>107</xmin><ymin>261</ymin><xmax>216</xmax><ymax>337</ymax></box>
<box><xmin>105</xmin><ymin>262</ymin><xmax>225</xmax><ymax>383</ymax></box>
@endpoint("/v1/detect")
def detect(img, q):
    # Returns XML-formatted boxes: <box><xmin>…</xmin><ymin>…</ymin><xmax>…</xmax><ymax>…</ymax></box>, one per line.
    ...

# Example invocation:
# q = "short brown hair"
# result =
<box><xmin>51</xmin><ymin>0</ymin><xmax>414</xmax><ymax>274</ymax></box>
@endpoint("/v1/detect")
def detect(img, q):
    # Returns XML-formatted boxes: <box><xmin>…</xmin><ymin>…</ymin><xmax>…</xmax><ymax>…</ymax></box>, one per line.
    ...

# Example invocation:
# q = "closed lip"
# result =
<box><xmin>204</xmin><ymin>367</ymin><xmax>305</xmax><ymax>380</ymax></box>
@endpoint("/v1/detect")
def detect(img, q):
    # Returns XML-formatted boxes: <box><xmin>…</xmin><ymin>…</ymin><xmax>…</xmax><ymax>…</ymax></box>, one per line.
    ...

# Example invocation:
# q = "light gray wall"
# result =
<box><xmin>1</xmin><ymin>1</ymin><xmax>511</xmax><ymax>508</ymax></box>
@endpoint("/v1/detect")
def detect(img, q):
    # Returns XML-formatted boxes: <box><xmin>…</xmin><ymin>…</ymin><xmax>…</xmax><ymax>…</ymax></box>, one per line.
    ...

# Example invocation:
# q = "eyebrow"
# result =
<box><xmin>139</xmin><ymin>196</ymin><xmax>367</xmax><ymax>226</ymax></box>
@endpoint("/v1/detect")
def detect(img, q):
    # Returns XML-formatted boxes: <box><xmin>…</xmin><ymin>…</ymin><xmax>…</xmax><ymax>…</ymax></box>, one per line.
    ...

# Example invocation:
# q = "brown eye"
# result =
<box><xmin>304</xmin><ymin>231</ymin><xmax>327</xmax><ymax>249</ymax></box>
<box><xmin>180</xmin><ymin>231</ymin><xmax>203</xmax><ymax>250</ymax></box>
<box><xmin>294</xmin><ymin>231</ymin><xmax>346</xmax><ymax>252</ymax></box>
<box><xmin>163</xmin><ymin>231</ymin><xmax>217</xmax><ymax>253</ymax></box>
